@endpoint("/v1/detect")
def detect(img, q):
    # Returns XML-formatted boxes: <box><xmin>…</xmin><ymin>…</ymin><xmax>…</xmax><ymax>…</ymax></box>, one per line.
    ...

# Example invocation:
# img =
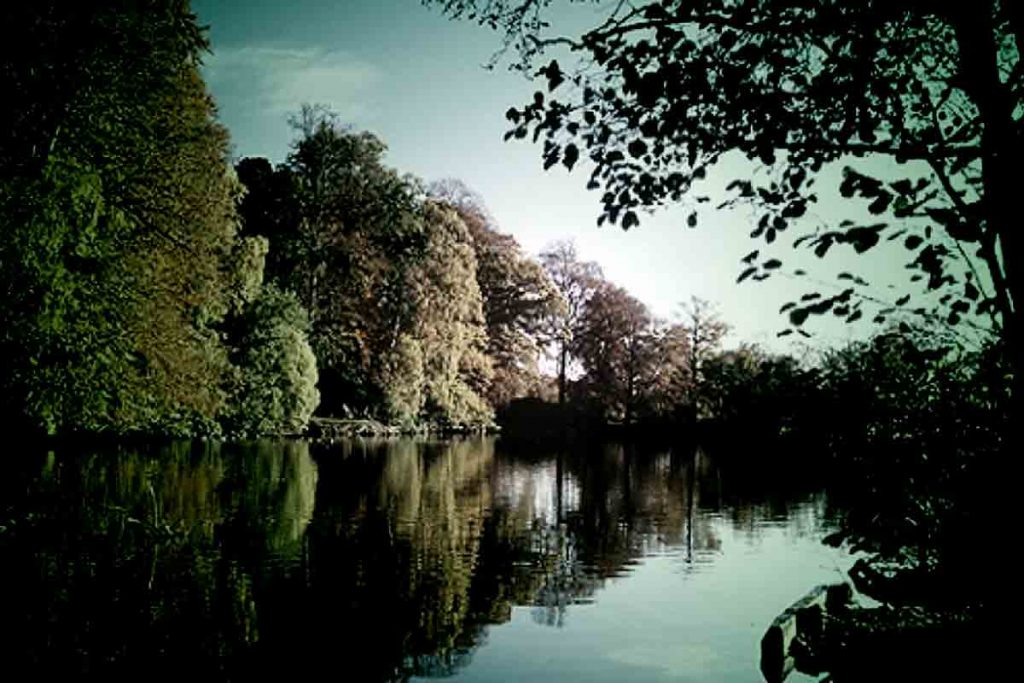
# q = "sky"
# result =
<box><xmin>193</xmin><ymin>0</ymin><xmax>924</xmax><ymax>354</ymax></box>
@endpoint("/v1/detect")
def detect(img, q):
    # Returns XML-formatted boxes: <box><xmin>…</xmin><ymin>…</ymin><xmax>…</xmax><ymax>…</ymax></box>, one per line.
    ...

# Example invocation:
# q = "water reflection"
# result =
<box><xmin>0</xmin><ymin>438</ymin><xmax>841</xmax><ymax>681</ymax></box>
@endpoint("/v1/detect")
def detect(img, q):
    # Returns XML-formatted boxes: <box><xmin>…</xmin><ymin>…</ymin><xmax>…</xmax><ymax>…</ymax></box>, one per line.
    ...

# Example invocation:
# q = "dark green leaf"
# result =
<box><xmin>562</xmin><ymin>143</ymin><xmax>579</xmax><ymax>170</ymax></box>
<box><xmin>737</xmin><ymin>266</ymin><xmax>757</xmax><ymax>283</ymax></box>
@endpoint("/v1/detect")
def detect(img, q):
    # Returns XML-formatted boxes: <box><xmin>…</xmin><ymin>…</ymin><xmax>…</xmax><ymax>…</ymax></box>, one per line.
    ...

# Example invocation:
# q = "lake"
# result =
<box><xmin>0</xmin><ymin>437</ymin><xmax>850</xmax><ymax>681</ymax></box>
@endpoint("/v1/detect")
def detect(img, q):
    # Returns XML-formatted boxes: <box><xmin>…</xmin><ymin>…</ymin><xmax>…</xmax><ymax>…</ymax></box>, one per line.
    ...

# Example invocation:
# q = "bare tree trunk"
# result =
<box><xmin>558</xmin><ymin>341</ymin><xmax>568</xmax><ymax>406</ymax></box>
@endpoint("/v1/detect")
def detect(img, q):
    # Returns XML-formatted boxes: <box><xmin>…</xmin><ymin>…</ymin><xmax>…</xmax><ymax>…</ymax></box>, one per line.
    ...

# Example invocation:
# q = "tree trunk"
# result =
<box><xmin>558</xmin><ymin>341</ymin><xmax>568</xmax><ymax>406</ymax></box>
<box><xmin>950</xmin><ymin>0</ymin><xmax>1020</xmax><ymax>651</ymax></box>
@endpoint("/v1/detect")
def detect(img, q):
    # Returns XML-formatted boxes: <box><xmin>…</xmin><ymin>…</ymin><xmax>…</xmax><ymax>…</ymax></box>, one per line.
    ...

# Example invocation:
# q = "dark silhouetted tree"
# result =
<box><xmin>575</xmin><ymin>280</ymin><xmax>654</xmax><ymax>424</ymax></box>
<box><xmin>430</xmin><ymin>0</ymin><xmax>1020</xmax><ymax>374</ymax></box>
<box><xmin>678</xmin><ymin>296</ymin><xmax>729</xmax><ymax>420</ymax></box>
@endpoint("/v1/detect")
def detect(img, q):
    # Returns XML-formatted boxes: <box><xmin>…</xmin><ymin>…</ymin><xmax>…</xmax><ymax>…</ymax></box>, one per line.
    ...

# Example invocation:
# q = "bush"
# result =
<box><xmin>226</xmin><ymin>286</ymin><xmax>319</xmax><ymax>436</ymax></box>
<box><xmin>818</xmin><ymin>330</ymin><xmax>1008</xmax><ymax>608</ymax></box>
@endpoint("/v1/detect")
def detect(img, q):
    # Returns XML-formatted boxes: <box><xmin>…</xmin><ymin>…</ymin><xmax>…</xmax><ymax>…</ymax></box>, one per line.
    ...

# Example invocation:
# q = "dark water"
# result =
<box><xmin>0</xmin><ymin>438</ymin><xmax>849</xmax><ymax>681</ymax></box>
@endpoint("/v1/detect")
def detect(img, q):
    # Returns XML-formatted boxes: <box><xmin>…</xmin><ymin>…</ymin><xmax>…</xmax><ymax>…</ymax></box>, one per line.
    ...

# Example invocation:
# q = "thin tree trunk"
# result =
<box><xmin>558</xmin><ymin>341</ymin><xmax>568</xmax><ymax>406</ymax></box>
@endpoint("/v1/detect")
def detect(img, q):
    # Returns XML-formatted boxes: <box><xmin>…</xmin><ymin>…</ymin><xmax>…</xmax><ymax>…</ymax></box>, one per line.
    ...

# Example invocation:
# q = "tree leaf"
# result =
<box><xmin>562</xmin><ymin>143</ymin><xmax>579</xmax><ymax>170</ymax></box>
<box><xmin>737</xmin><ymin>266</ymin><xmax>757</xmax><ymax>283</ymax></box>
<box><xmin>904</xmin><ymin>235</ymin><xmax>923</xmax><ymax>250</ymax></box>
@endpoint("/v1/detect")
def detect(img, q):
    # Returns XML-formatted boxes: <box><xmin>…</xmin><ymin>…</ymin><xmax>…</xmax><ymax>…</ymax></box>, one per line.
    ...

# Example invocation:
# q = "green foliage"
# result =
<box><xmin>236</xmin><ymin>107</ymin><xmax>427</xmax><ymax>419</ymax></box>
<box><xmin>228</xmin><ymin>235</ymin><xmax>269</xmax><ymax>315</ymax></box>
<box><xmin>226</xmin><ymin>285</ymin><xmax>320</xmax><ymax>437</ymax></box>
<box><xmin>377</xmin><ymin>335</ymin><xmax>428</xmax><ymax>428</ymax></box>
<box><xmin>236</xmin><ymin>124</ymin><xmax>509</xmax><ymax>428</ymax></box>
<box><xmin>0</xmin><ymin>154</ymin><xmax>136</xmax><ymax>433</ymax></box>
<box><xmin>370</xmin><ymin>202</ymin><xmax>496</xmax><ymax>427</ymax></box>
<box><xmin>0</xmin><ymin>2</ymin><xmax>249</xmax><ymax>436</ymax></box>
<box><xmin>405</xmin><ymin>202</ymin><xmax>494</xmax><ymax>425</ymax></box>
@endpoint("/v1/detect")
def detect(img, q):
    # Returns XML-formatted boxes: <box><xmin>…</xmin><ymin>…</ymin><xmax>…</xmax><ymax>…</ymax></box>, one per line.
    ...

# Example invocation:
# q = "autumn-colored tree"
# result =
<box><xmin>539</xmin><ymin>240</ymin><xmax>603</xmax><ymax>405</ymax></box>
<box><xmin>237</xmin><ymin>107</ymin><xmax>426</xmax><ymax>418</ymax></box>
<box><xmin>574</xmin><ymin>280</ymin><xmax>655</xmax><ymax>424</ymax></box>
<box><xmin>430</xmin><ymin>180</ymin><xmax>564</xmax><ymax>407</ymax></box>
<box><xmin>642</xmin><ymin>322</ymin><xmax>692</xmax><ymax>420</ymax></box>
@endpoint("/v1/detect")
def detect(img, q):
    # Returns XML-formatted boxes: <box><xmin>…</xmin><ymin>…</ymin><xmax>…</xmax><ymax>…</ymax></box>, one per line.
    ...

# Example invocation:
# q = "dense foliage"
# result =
<box><xmin>0</xmin><ymin>1</ymin><xmax>259</xmax><ymax>436</ymax></box>
<box><xmin>816</xmin><ymin>332</ymin><xmax>1007</xmax><ymax>608</ymax></box>
<box><xmin>226</xmin><ymin>282</ymin><xmax>320</xmax><ymax>437</ymax></box>
<box><xmin>0</xmin><ymin>3</ymin><xmax>852</xmax><ymax>438</ymax></box>
<box><xmin>236</xmin><ymin>123</ymin><xmax>500</xmax><ymax>427</ymax></box>
<box><xmin>430</xmin><ymin>181</ymin><xmax>565</xmax><ymax>407</ymax></box>
<box><xmin>391</xmin><ymin>201</ymin><xmax>494</xmax><ymax>426</ymax></box>
<box><xmin>237</xmin><ymin>107</ymin><xmax>427</xmax><ymax>419</ymax></box>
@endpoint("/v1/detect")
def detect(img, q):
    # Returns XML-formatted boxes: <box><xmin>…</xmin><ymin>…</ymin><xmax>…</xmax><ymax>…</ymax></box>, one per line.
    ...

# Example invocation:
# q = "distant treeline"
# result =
<box><xmin>1</xmin><ymin>2</ymin><xmax>995</xmax><ymax>447</ymax></box>
<box><xmin>0</xmin><ymin>1</ymin><xmax>804</xmax><ymax>438</ymax></box>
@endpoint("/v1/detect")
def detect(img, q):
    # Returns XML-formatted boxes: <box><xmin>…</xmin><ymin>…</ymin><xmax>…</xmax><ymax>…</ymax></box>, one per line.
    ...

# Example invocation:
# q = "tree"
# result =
<box><xmin>814</xmin><ymin>329</ymin><xmax>1006</xmax><ymax>607</ymax></box>
<box><xmin>678</xmin><ymin>297</ymin><xmax>729</xmax><ymax>420</ymax></box>
<box><xmin>430</xmin><ymin>0</ymin><xmax>1020</xmax><ymax>372</ymax></box>
<box><xmin>236</xmin><ymin>107</ymin><xmax>426</xmax><ymax>418</ymax></box>
<box><xmin>574</xmin><ymin>280</ymin><xmax>655</xmax><ymax>424</ymax></box>
<box><xmin>391</xmin><ymin>201</ymin><xmax>494</xmax><ymax>426</ymax></box>
<box><xmin>237</xmin><ymin>156</ymin><xmax>498</xmax><ymax>427</ymax></box>
<box><xmin>642</xmin><ymin>322</ymin><xmax>692</xmax><ymax>420</ymax></box>
<box><xmin>699</xmin><ymin>344</ymin><xmax>813</xmax><ymax>431</ymax></box>
<box><xmin>430</xmin><ymin>180</ymin><xmax>564</xmax><ymax>407</ymax></box>
<box><xmin>0</xmin><ymin>1</ymin><xmax>248</xmax><ymax>435</ymax></box>
<box><xmin>539</xmin><ymin>240</ymin><xmax>603</xmax><ymax>405</ymax></box>
<box><xmin>226</xmin><ymin>282</ymin><xmax>320</xmax><ymax>437</ymax></box>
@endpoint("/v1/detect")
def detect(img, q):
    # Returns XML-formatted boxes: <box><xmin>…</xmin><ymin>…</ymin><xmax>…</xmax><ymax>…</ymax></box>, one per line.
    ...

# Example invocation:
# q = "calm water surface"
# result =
<box><xmin>0</xmin><ymin>438</ymin><xmax>849</xmax><ymax>681</ymax></box>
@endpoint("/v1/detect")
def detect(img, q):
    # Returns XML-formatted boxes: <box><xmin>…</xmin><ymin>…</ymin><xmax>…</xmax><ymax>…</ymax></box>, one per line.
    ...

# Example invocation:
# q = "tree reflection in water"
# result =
<box><xmin>0</xmin><ymin>437</ymin><xmax>833</xmax><ymax>680</ymax></box>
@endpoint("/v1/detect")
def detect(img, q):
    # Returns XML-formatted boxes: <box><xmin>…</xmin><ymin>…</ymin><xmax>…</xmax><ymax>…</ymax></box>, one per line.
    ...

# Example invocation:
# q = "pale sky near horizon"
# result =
<box><xmin>193</xmin><ymin>0</ymin><xmax>938</xmax><ymax>355</ymax></box>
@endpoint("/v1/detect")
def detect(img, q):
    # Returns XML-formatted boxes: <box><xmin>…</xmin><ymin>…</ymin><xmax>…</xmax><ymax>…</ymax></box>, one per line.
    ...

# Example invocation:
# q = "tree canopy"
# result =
<box><xmin>0</xmin><ymin>1</ymin><xmax>253</xmax><ymax>435</ymax></box>
<box><xmin>539</xmin><ymin>240</ymin><xmax>603</xmax><ymax>405</ymax></box>
<box><xmin>430</xmin><ymin>180</ymin><xmax>565</xmax><ymax>407</ymax></box>
<box><xmin>429</xmin><ymin>0</ymin><xmax>1021</xmax><ymax>351</ymax></box>
<box><xmin>236</xmin><ymin>108</ymin><xmax>426</xmax><ymax>419</ymax></box>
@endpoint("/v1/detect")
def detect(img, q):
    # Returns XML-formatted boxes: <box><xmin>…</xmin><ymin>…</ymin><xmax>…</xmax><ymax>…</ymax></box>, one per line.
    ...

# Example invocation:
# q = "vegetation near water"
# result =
<box><xmin>1</xmin><ymin>0</ymin><xmax>1017</xmax><ymax>679</ymax></box>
